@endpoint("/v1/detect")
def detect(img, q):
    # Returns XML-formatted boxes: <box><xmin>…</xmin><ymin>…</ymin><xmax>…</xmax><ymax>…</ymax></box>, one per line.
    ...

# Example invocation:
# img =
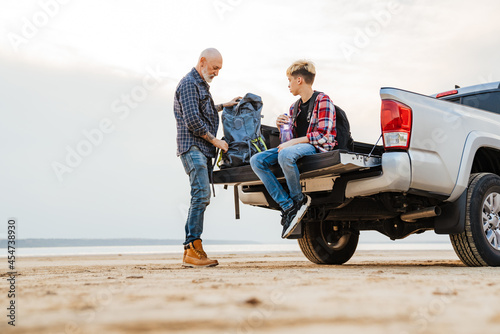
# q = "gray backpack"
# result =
<box><xmin>219</xmin><ymin>93</ymin><xmax>267</xmax><ymax>169</ymax></box>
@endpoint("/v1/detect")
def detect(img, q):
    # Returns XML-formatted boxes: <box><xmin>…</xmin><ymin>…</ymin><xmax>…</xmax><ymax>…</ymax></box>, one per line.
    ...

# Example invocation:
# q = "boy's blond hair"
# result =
<box><xmin>286</xmin><ymin>60</ymin><xmax>316</xmax><ymax>85</ymax></box>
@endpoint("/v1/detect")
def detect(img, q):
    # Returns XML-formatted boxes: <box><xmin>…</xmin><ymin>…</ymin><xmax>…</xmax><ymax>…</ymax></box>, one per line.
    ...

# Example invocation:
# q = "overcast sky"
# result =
<box><xmin>1</xmin><ymin>0</ymin><xmax>499</xmax><ymax>243</ymax></box>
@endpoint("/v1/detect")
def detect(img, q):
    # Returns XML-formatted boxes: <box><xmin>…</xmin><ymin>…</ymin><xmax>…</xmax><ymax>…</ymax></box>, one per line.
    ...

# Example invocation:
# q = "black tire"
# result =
<box><xmin>450</xmin><ymin>173</ymin><xmax>500</xmax><ymax>266</ymax></box>
<box><xmin>298</xmin><ymin>220</ymin><xmax>359</xmax><ymax>265</ymax></box>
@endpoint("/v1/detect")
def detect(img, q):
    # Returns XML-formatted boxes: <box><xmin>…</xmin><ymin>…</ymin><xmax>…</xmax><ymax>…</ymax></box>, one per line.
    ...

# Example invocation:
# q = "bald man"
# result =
<box><xmin>174</xmin><ymin>48</ymin><xmax>241</xmax><ymax>267</ymax></box>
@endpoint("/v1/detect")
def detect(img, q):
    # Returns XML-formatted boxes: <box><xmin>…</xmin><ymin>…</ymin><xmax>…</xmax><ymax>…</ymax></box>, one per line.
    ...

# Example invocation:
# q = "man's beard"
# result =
<box><xmin>202</xmin><ymin>67</ymin><xmax>214</xmax><ymax>83</ymax></box>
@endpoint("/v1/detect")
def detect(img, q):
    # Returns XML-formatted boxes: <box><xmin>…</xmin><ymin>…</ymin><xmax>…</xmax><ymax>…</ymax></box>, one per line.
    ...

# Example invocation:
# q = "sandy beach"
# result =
<box><xmin>1</xmin><ymin>249</ymin><xmax>500</xmax><ymax>334</ymax></box>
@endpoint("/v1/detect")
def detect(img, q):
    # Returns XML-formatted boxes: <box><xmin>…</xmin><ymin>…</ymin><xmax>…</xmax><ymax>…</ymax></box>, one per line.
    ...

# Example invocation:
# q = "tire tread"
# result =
<box><xmin>298</xmin><ymin>230</ymin><xmax>323</xmax><ymax>264</ymax></box>
<box><xmin>298</xmin><ymin>220</ymin><xmax>358</xmax><ymax>265</ymax></box>
<box><xmin>450</xmin><ymin>173</ymin><xmax>494</xmax><ymax>266</ymax></box>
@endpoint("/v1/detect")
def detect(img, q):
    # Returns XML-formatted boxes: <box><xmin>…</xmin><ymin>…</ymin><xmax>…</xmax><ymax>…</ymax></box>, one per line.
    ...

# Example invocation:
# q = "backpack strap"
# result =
<box><xmin>292</xmin><ymin>100</ymin><xmax>300</xmax><ymax>120</ymax></box>
<box><xmin>291</xmin><ymin>91</ymin><xmax>321</xmax><ymax>129</ymax></box>
<box><xmin>306</xmin><ymin>91</ymin><xmax>321</xmax><ymax>123</ymax></box>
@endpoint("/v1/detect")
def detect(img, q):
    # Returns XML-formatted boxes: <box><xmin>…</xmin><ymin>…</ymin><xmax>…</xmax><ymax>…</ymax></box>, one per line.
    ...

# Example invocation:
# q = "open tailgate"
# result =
<box><xmin>213</xmin><ymin>150</ymin><xmax>382</xmax><ymax>186</ymax></box>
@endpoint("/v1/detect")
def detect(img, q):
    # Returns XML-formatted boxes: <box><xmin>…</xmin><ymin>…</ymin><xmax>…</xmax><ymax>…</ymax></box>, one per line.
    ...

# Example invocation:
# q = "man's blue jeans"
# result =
<box><xmin>179</xmin><ymin>146</ymin><xmax>212</xmax><ymax>245</ymax></box>
<box><xmin>250</xmin><ymin>144</ymin><xmax>317</xmax><ymax>211</ymax></box>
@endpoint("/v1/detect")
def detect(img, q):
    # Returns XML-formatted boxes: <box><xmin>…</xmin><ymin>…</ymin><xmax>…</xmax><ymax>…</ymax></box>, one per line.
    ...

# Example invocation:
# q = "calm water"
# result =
<box><xmin>1</xmin><ymin>243</ymin><xmax>453</xmax><ymax>257</ymax></box>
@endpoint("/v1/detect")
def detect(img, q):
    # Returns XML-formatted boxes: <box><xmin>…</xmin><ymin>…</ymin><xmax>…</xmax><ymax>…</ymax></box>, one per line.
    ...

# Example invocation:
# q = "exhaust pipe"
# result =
<box><xmin>400</xmin><ymin>206</ymin><xmax>442</xmax><ymax>223</ymax></box>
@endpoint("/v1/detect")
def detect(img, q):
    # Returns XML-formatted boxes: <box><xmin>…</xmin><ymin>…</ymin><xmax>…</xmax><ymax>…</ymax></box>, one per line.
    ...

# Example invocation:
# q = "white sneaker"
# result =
<box><xmin>282</xmin><ymin>195</ymin><xmax>311</xmax><ymax>238</ymax></box>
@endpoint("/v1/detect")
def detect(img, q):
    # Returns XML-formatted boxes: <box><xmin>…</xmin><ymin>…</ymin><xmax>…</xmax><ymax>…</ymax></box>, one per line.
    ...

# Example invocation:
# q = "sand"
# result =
<box><xmin>1</xmin><ymin>249</ymin><xmax>500</xmax><ymax>334</ymax></box>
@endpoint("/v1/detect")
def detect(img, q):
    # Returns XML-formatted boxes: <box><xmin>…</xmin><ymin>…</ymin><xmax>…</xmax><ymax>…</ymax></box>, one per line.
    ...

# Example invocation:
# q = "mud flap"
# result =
<box><xmin>434</xmin><ymin>190</ymin><xmax>466</xmax><ymax>234</ymax></box>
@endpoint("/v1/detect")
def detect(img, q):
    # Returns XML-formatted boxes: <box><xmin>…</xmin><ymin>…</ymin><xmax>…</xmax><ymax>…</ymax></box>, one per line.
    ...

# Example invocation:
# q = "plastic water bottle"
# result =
<box><xmin>280</xmin><ymin>113</ymin><xmax>293</xmax><ymax>143</ymax></box>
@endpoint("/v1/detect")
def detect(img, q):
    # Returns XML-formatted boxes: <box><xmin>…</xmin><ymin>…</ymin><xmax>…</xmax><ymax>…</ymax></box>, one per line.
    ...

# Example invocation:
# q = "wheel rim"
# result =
<box><xmin>320</xmin><ymin>221</ymin><xmax>350</xmax><ymax>250</ymax></box>
<box><xmin>482</xmin><ymin>192</ymin><xmax>500</xmax><ymax>251</ymax></box>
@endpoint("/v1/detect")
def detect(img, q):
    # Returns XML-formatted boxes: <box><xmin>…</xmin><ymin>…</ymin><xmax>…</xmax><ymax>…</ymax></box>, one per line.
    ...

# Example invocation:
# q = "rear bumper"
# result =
<box><xmin>215</xmin><ymin>151</ymin><xmax>411</xmax><ymax>208</ymax></box>
<box><xmin>345</xmin><ymin>152</ymin><xmax>411</xmax><ymax>198</ymax></box>
<box><xmin>238</xmin><ymin>152</ymin><xmax>404</xmax><ymax>208</ymax></box>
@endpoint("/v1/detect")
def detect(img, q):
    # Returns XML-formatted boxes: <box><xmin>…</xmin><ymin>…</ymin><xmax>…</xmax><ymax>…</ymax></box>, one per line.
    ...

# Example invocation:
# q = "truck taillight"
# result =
<box><xmin>381</xmin><ymin>100</ymin><xmax>412</xmax><ymax>150</ymax></box>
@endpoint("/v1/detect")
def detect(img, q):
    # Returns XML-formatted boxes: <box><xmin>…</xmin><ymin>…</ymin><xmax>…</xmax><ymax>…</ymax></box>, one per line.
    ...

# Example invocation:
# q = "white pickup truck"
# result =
<box><xmin>213</xmin><ymin>82</ymin><xmax>500</xmax><ymax>267</ymax></box>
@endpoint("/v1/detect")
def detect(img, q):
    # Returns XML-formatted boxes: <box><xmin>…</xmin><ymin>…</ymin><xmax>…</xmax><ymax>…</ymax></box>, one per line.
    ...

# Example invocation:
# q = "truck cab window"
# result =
<box><xmin>461</xmin><ymin>92</ymin><xmax>500</xmax><ymax>114</ymax></box>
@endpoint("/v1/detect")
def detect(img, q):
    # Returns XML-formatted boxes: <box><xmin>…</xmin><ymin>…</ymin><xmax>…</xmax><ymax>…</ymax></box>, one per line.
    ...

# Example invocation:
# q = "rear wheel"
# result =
<box><xmin>298</xmin><ymin>220</ymin><xmax>359</xmax><ymax>265</ymax></box>
<box><xmin>450</xmin><ymin>173</ymin><xmax>500</xmax><ymax>266</ymax></box>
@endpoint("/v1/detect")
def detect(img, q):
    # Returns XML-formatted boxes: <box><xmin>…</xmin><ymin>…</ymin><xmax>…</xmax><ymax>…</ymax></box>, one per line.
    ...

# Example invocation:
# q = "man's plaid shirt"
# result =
<box><xmin>289</xmin><ymin>92</ymin><xmax>337</xmax><ymax>152</ymax></box>
<box><xmin>174</xmin><ymin>68</ymin><xmax>219</xmax><ymax>158</ymax></box>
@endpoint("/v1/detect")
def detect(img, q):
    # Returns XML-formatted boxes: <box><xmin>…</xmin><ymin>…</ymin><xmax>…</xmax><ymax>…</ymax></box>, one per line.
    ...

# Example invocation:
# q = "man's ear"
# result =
<box><xmin>199</xmin><ymin>57</ymin><xmax>206</xmax><ymax>66</ymax></box>
<box><xmin>297</xmin><ymin>76</ymin><xmax>303</xmax><ymax>85</ymax></box>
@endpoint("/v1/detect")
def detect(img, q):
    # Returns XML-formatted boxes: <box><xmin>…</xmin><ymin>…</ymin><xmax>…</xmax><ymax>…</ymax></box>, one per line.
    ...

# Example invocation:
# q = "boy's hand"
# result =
<box><xmin>277</xmin><ymin>137</ymin><xmax>309</xmax><ymax>152</ymax></box>
<box><xmin>277</xmin><ymin>138</ymin><xmax>296</xmax><ymax>152</ymax></box>
<box><xmin>276</xmin><ymin>114</ymin><xmax>290</xmax><ymax>128</ymax></box>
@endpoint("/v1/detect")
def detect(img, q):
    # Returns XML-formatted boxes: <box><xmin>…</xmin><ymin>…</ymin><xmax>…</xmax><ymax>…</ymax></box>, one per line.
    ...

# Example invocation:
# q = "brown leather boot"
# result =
<box><xmin>182</xmin><ymin>240</ymin><xmax>219</xmax><ymax>268</ymax></box>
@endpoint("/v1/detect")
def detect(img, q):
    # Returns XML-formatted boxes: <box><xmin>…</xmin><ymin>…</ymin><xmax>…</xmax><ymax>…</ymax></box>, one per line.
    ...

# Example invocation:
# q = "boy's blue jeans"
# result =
<box><xmin>179</xmin><ymin>146</ymin><xmax>212</xmax><ymax>245</ymax></box>
<box><xmin>250</xmin><ymin>144</ymin><xmax>317</xmax><ymax>211</ymax></box>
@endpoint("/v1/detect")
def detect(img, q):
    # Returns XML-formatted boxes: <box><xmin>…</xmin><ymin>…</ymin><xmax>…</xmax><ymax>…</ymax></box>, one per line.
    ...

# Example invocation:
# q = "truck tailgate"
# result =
<box><xmin>212</xmin><ymin>150</ymin><xmax>382</xmax><ymax>186</ymax></box>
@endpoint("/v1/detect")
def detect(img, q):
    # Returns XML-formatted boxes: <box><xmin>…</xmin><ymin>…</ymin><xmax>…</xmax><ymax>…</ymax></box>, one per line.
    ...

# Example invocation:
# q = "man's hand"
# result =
<box><xmin>213</xmin><ymin>138</ymin><xmax>229</xmax><ymax>153</ymax></box>
<box><xmin>201</xmin><ymin>132</ymin><xmax>228</xmax><ymax>152</ymax></box>
<box><xmin>276</xmin><ymin>114</ymin><xmax>290</xmax><ymax>128</ymax></box>
<box><xmin>223</xmin><ymin>96</ymin><xmax>243</xmax><ymax>108</ymax></box>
